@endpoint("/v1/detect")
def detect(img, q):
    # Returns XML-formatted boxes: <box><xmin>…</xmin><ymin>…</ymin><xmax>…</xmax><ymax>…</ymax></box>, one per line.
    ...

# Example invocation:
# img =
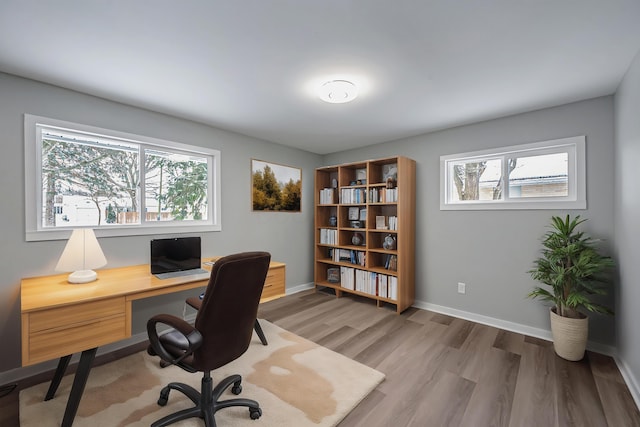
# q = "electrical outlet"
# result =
<box><xmin>457</xmin><ymin>282</ymin><xmax>466</xmax><ymax>294</ymax></box>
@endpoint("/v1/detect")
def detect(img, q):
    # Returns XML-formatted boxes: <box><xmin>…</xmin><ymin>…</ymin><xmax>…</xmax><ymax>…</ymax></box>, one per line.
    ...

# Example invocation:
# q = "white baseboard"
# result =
<box><xmin>285</xmin><ymin>282</ymin><xmax>314</xmax><ymax>295</ymax></box>
<box><xmin>614</xmin><ymin>355</ymin><xmax>640</xmax><ymax>410</ymax></box>
<box><xmin>412</xmin><ymin>299</ymin><xmax>617</xmax><ymax>356</ymax></box>
<box><xmin>414</xmin><ymin>300</ymin><xmax>554</xmax><ymax>343</ymax></box>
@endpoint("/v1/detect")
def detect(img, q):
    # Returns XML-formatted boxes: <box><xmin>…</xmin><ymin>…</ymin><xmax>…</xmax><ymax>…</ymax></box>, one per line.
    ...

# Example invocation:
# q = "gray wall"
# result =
<box><xmin>614</xmin><ymin>50</ymin><xmax>640</xmax><ymax>402</ymax></box>
<box><xmin>324</xmin><ymin>96</ymin><xmax>617</xmax><ymax>347</ymax></box>
<box><xmin>0</xmin><ymin>72</ymin><xmax>320</xmax><ymax>373</ymax></box>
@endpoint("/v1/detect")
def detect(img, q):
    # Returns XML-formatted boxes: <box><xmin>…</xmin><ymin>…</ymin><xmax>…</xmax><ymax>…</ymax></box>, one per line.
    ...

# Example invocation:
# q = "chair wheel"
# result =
<box><xmin>232</xmin><ymin>384</ymin><xmax>242</xmax><ymax>395</ymax></box>
<box><xmin>250</xmin><ymin>407</ymin><xmax>262</xmax><ymax>420</ymax></box>
<box><xmin>157</xmin><ymin>387</ymin><xmax>169</xmax><ymax>406</ymax></box>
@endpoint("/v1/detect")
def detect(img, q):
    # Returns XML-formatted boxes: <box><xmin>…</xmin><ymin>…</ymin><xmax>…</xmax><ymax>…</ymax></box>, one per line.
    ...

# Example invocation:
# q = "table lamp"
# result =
<box><xmin>55</xmin><ymin>228</ymin><xmax>107</xmax><ymax>284</ymax></box>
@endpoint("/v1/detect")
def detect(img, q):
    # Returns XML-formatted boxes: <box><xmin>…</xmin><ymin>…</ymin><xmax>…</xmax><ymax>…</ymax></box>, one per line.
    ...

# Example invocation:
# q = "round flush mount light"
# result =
<box><xmin>318</xmin><ymin>80</ymin><xmax>358</xmax><ymax>103</ymax></box>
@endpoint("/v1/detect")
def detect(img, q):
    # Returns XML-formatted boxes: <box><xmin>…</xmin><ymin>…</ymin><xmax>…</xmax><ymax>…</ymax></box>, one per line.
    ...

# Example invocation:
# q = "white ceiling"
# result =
<box><xmin>1</xmin><ymin>1</ymin><xmax>639</xmax><ymax>155</ymax></box>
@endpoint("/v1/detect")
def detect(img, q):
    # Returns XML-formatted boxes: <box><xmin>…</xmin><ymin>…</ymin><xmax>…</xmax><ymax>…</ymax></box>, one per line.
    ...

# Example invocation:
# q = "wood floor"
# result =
<box><xmin>2</xmin><ymin>289</ymin><xmax>639</xmax><ymax>426</ymax></box>
<box><xmin>257</xmin><ymin>289</ymin><xmax>640</xmax><ymax>427</ymax></box>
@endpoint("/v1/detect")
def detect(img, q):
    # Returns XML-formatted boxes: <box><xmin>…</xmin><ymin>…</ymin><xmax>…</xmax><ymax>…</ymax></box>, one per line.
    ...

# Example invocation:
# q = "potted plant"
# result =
<box><xmin>528</xmin><ymin>215</ymin><xmax>614</xmax><ymax>361</ymax></box>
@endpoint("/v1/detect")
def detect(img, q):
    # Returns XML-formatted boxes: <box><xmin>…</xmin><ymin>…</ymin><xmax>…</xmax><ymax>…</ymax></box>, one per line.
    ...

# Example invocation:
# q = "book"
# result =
<box><xmin>340</xmin><ymin>266</ymin><xmax>355</xmax><ymax>290</ymax></box>
<box><xmin>327</xmin><ymin>267</ymin><xmax>340</xmax><ymax>283</ymax></box>
<box><xmin>319</xmin><ymin>188</ymin><xmax>334</xmax><ymax>204</ymax></box>
<box><xmin>385</xmin><ymin>254</ymin><xmax>397</xmax><ymax>271</ymax></box>
<box><xmin>348</xmin><ymin>207</ymin><xmax>360</xmax><ymax>220</ymax></box>
<box><xmin>319</xmin><ymin>228</ymin><xmax>337</xmax><ymax>245</ymax></box>
<box><xmin>388</xmin><ymin>216</ymin><xmax>398</xmax><ymax>230</ymax></box>
<box><xmin>389</xmin><ymin>276</ymin><xmax>398</xmax><ymax>300</ymax></box>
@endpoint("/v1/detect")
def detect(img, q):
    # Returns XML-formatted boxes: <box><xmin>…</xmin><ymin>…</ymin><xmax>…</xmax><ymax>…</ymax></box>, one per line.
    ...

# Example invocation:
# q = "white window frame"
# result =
<box><xmin>25</xmin><ymin>114</ymin><xmax>222</xmax><ymax>241</ymax></box>
<box><xmin>440</xmin><ymin>136</ymin><xmax>586</xmax><ymax>210</ymax></box>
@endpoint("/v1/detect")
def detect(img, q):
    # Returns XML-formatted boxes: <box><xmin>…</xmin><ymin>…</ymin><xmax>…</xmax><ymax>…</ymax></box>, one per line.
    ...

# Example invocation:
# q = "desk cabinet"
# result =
<box><xmin>260</xmin><ymin>263</ymin><xmax>286</xmax><ymax>302</ymax></box>
<box><xmin>23</xmin><ymin>297</ymin><xmax>127</xmax><ymax>366</ymax></box>
<box><xmin>206</xmin><ymin>258</ymin><xmax>285</xmax><ymax>303</ymax></box>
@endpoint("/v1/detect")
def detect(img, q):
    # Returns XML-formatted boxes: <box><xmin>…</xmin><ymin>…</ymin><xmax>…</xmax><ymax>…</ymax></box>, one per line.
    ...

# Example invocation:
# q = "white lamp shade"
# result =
<box><xmin>55</xmin><ymin>229</ymin><xmax>107</xmax><ymax>283</ymax></box>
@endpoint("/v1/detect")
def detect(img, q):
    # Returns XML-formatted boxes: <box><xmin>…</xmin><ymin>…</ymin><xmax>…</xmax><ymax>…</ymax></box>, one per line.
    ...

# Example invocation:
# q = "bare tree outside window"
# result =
<box><xmin>440</xmin><ymin>136</ymin><xmax>584</xmax><ymax>210</ymax></box>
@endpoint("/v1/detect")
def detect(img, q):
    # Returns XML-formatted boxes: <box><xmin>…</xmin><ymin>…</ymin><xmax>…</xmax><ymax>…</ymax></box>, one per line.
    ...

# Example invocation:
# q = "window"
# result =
<box><xmin>440</xmin><ymin>136</ymin><xmax>585</xmax><ymax>210</ymax></box>
<box><xmin>25</xmin><ymin>114</ymin><xmax>221</xmax><ymax>241</ymax></box>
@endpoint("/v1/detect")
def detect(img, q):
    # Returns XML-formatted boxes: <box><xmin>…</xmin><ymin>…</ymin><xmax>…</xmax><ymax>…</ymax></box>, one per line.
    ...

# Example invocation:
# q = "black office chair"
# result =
<box><xmin>147</xmin><ymin>251</ymin><xmax>271</xmax><ymax>427</ymax></box>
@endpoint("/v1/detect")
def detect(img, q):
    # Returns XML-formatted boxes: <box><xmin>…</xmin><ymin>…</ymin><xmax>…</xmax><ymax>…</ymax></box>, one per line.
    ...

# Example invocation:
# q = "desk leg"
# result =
<box><xmin>61</xmin><ymin>347</ymin><xmax>98</xmax><ymax>427</ymax></box>
<box><xmin>45</xmin><ymin>355</ymin><xmax>72</xmax><ymax>400</ymax></box>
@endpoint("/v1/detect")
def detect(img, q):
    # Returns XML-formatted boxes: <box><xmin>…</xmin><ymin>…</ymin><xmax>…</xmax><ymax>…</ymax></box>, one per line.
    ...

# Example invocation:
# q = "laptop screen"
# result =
<box><xmin>150</xmin><ymin>237</ymin><xmax>202</xmax><ymax>274</ymax></box>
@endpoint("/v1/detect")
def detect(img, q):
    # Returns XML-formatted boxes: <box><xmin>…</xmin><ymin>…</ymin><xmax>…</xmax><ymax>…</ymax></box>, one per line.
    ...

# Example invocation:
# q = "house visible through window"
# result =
<box><xmin>440</xmin><ymin>136</ymin><xmax>585</xmax><ymax>210</ymax></box>
<box><xmin>25</xmin><ymin>114</ymin><xmax>221</xmax><ymax>241</ymax></box>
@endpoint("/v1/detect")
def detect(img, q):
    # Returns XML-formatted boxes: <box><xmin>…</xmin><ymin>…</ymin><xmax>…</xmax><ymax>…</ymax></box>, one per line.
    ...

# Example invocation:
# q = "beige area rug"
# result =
<box><xmin>20</xmin><ymin>320</ymin><xmax>384</xmax><ymax>427</ymax></box>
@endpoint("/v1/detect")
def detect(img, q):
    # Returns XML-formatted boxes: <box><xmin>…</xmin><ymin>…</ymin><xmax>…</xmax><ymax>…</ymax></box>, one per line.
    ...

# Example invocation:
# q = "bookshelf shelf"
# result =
<box><xmin>314</xmin><ymin>156</ymin><xmax>416</xmax><ymax>313</ymax></box>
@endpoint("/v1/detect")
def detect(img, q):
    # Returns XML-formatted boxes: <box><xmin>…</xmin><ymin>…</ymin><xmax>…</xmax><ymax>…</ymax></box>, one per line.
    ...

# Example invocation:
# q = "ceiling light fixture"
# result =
<box><xmin>318</xmin><ymin>80</ymin><xmax>358</xmax><ymax>104</ymax></box>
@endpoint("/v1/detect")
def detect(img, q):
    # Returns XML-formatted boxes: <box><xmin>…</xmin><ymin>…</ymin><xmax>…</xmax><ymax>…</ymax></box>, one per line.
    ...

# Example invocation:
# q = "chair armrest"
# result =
<box><xmin>147</xmin><ymin>313</ymin><xmax>203</xmax><ymax>366</ymax></box>
<box><xmin>185</xmin><ymin>296</ymin><xmax>202</xmax><ymax>310</ymax></box>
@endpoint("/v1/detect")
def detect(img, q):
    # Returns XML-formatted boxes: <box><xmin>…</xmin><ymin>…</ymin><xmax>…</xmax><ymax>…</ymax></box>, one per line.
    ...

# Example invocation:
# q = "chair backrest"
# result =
<box><xmin>192</xmin><ymin>251</ymin><xmax>271</xmax><ymax>371</ymax></box>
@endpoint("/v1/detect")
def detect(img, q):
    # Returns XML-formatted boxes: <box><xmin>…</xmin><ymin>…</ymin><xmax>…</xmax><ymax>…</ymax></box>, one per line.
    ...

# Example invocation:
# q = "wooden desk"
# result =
<box><xmin>21</xmin><ymin>258</ymin><xmax>285</xmax><ymax>426</ymax></box>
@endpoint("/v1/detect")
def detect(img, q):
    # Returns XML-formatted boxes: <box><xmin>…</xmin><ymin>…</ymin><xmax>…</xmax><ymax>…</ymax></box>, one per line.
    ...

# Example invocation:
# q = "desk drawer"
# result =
<box><xmin>25</xmin><ymin>298</ymin><xmax>127</xmax><ymax>365</ymax></box>
<box><xmin>261</xmin><ymin>267</ymin><xmax>285</xmax><ymax>300</ymax></box>
<box><xmin>29</xmin><ymin>297</ymin><xmax>126</xmax><ymax>333</ymax></box>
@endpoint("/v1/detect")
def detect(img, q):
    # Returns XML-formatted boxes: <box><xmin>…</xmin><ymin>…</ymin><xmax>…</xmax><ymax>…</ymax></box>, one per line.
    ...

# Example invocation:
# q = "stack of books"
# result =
<box><xmin>341</xmin><ymin>188</ymin><xmax>367</xmax><ymax>204</ymax></box>
<box><xmin>368</xmin><ymin>188</ymin><xmax>398</xmax><ymax>203</ymax></box>
<box><xmin>338</xmin><ymin>267</ymin><xmax>398</xmax><ymax>301</ymax></box>
<box><xmin>331</xmin><ymin>249</ymin><xmax>366</xmax><ymax>266</ymax></box>
<box><xmin>319</xmin><ymin>228</ymin><xmax>337</xmax><ymax>244</ymax></box>
<box><xmin>319</xmin><ymin>188</ymin><xmax>335</xmax><ymax>204</ymax></box>
<box><xmin>375</xmin><ymin>215</ymin><xmax>399</xmax><ymax>230</ymax></box>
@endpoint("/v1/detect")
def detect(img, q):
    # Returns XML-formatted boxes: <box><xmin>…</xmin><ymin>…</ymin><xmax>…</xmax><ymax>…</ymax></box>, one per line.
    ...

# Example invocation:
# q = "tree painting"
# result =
<box><xmin>252</xmin><ymin>160</ymin><xmax>301</xmax><ymax>212</ymax></box>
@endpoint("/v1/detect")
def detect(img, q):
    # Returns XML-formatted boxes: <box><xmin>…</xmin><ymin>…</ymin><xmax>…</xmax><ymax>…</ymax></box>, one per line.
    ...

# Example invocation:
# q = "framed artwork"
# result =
<box><xmin>251</xmin><ymin>159</ymin><xmax>302</xmax><ymax>212</ymax></box>
<box><xmin>382</xmin><ymin>163</ymin><xmax>398</xmax><ymax>186</ymax></box>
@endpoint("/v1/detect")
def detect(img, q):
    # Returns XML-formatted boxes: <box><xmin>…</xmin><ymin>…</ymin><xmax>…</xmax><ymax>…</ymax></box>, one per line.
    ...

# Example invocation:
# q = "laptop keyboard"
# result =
<box><xmin>155</xmin><ymin>268</ymin><xmax>209</xmax><ymax>280</ymax></box>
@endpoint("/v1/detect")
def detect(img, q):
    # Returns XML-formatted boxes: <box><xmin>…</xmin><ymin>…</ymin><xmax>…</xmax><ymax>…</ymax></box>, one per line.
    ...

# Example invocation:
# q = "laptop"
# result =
<box><xmin>150</xmin><ymin>236</ymin><xmax>209</xmax><ymax>280</ymax></box>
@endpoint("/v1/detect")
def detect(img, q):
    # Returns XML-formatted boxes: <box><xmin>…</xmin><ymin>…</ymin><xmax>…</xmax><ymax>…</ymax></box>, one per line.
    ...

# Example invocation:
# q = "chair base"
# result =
<box><xmin>152</xmin><ymin>372</ymin><xmax>261</xmax><ymax>427</ymax></box>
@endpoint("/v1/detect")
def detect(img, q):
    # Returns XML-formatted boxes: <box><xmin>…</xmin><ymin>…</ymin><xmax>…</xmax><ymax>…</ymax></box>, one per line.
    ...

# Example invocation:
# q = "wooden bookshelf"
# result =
<box><xmin>314</xmin><ymin>156</ymin><xmax>416</xmax><ymax>313</ymax></box>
